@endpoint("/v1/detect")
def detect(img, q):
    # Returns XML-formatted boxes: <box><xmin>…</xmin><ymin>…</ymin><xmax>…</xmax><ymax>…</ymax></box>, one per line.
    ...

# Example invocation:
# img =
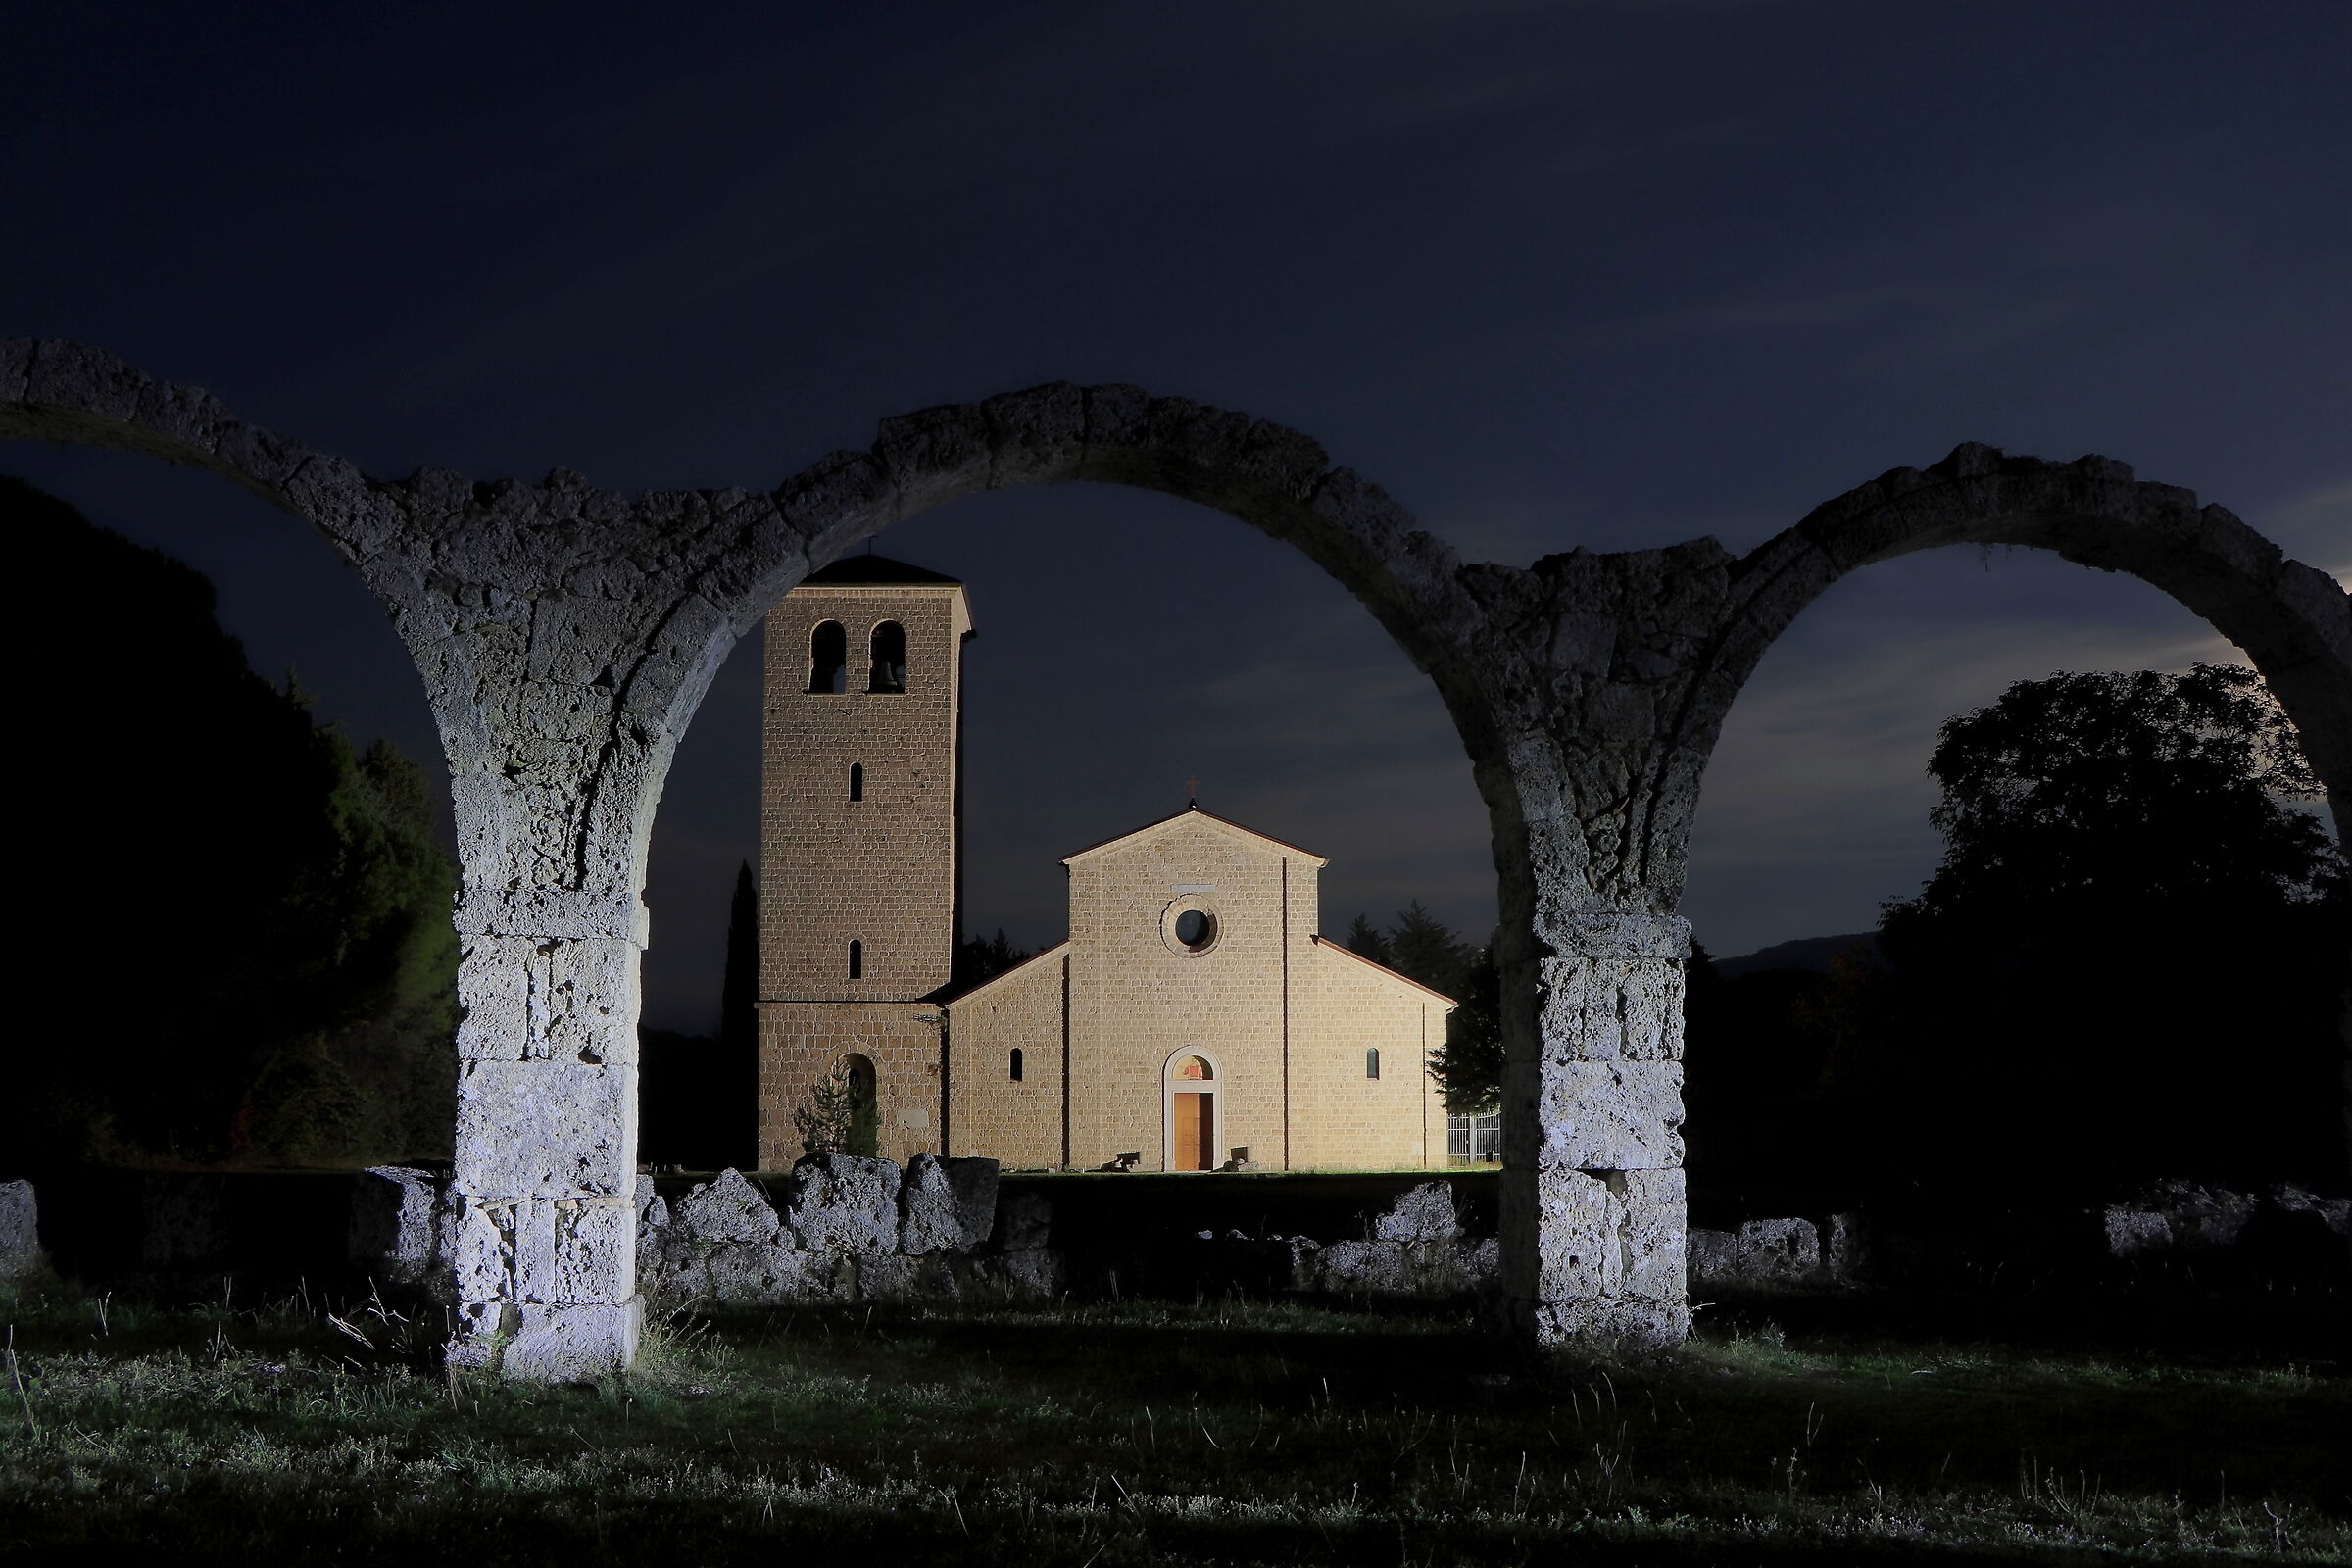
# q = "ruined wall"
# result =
<box><xmin>7</xmin><ymin>339</ymin><xmax>2339</xmax><ymax>1376</ymax></box>
<box><xmin>942</xmin><ymin>948</ymin><xmax>1067</xmax><ymax>1167</ymax></box>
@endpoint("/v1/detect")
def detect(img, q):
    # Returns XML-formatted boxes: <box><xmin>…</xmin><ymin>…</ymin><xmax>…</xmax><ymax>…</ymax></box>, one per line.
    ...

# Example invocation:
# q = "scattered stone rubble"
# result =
<box><xmin>1686</xmin><ymin>1214</ymin><xmax>1865</xmax><ymax>1289</ymax></box>
<box><xmin>348</xmin><ymin>1154</ymin><xmax>1064</xmax><ymax>1307</ymax></box>
<box><xmin>2101</xmin><ymin>1181</ymin><xmax>2351</xmax><ymax>1260</ymax></box>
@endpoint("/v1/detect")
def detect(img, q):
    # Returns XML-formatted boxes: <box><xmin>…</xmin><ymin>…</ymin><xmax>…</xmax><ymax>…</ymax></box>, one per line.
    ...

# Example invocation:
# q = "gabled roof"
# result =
<box><xmin>1059</xmin><ymin>805</ymin><xmax>1329</xmax><ymax>869</ymax></box>
<box><xmin>940</xmin><ymin>942</ymin><xmax>1069</xmax><ymax>1007</ymax></box>
<box><xmin>1311</xmin><ymin>935</ymin><xmax>1459</xmax><ymax>1005</ymax></box>
<box><xmin>798</xmin><ymin>552</ymin><xmax>964</xmax><ymax>587</ymax></box>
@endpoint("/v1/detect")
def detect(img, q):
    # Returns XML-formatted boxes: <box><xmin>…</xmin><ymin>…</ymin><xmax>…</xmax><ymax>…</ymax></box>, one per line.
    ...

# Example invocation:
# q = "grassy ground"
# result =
<box><xmin>1</xmin><ymin>1270</ymin><xmax>2344</xmax><ymax>1565</ymax></box>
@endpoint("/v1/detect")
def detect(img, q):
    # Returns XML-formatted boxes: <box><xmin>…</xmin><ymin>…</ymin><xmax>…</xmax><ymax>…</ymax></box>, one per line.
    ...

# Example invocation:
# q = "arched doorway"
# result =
<box><xmin>1164</xmin><ymin>1051</ymin><xmax>1222</xmax><ymax>1172</ymax></box>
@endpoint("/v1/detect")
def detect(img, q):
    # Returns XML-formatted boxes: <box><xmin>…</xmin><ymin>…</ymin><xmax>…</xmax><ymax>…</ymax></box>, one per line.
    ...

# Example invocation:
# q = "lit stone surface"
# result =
<box><xmin>6</xmin><ymin>338</ymin><xmax>2343</xmax><ymax>1374</ymax></box>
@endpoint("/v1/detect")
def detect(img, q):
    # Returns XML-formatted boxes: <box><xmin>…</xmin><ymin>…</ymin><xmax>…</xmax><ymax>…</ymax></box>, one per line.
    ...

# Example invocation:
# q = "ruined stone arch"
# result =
<box><xmin>9</xmin><ymin>340</ymin><xmax>2337</xmax><ymax>1377</ymax></box>
<box><xmin>1643</xmin><ymin>446</ymin><xmax>2352</xmax><ymax>898</ymax></box>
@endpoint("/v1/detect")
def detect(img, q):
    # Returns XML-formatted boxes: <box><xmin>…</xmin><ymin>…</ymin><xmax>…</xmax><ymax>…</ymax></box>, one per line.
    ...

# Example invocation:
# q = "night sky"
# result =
<box><xmin>9</xmin><ymin>3</ymin><xmax>2347</xmax><ymax>1034</ymax></box>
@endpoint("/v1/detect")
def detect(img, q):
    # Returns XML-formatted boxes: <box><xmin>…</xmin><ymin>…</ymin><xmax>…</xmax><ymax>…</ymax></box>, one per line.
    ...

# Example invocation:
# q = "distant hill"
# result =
<box><xmin>1710</xmin><ymin>932</ymin><xmax>1880</xmax><ymax>980</ymax></box>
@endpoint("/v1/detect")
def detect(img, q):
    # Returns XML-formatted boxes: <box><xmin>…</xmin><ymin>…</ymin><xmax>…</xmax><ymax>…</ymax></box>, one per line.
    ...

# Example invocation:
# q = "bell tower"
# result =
<box><xmin>756</xmin><ymin>555</ymin><xmax>972</xmax><ymax>1167</ymax></box>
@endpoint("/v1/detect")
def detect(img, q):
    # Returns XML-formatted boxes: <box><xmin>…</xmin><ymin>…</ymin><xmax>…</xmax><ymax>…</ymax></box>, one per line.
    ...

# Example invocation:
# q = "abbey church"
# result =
<box><xmin>755</xmin><ymin>556</ymin><xmax>1453</xmax><ymax>1172</ymax></box>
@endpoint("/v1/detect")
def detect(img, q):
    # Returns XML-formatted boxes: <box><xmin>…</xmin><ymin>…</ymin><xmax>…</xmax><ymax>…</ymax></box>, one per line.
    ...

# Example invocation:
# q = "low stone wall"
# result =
<box><xmin>2100</xmin><ymin>1181</ymin><xmax>2350</xmax><ymax>1263</ymax></box>
<box><xmin>1688</xmin><ymin>1213</ymin><xmax>1865</xmax><ymax>1290</ymax></box>
<box><xmin>0</xmin><ymin>1180</ymin><xmax>39</xmax><ymax>1278</ymax></box>
<box><xmin>349</xmin><ymin>1153</ymin><xmax>1063</xmax><ymax>1307</ymax></box>
<box><xmin>638</xmin><ymin>1156</ymin><xmax>1063</xmax><ymax>1304</ymax></box>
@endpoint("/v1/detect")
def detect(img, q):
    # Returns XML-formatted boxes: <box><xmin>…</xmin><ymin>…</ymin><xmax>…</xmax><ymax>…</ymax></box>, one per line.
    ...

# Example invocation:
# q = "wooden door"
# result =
<box><xmin>1173</xmin><ymin>1091</ymin><xmax>1213</xmax><ymax>1171</ymax></box>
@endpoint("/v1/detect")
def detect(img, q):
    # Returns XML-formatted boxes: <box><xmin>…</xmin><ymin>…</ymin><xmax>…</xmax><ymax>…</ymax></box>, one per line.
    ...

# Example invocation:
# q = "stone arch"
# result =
<box><xmin>1644</xmin><ymin>445</ymin><xmax>2351</xmax><ymax>901</ymax></box>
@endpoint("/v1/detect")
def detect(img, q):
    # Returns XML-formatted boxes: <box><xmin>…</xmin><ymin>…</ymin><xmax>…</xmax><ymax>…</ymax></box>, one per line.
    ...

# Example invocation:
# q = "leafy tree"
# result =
<box><xmin>10</xmin><ymin>476</ymin><xmax>459</xmax><ymax>1167</ymax></box>
<box><xmin>1426</xmin><ymin>943</ymin><xmax>1503</xmax><ymax>1115</ymax></box>
<box><xmin>1860</xmin><ymin>665</ymin><xmax>2346</xmax><ymax>1186</ymax></box>
<box><xmin>794</xmin><ymin>1058</ymin><xmax>878</xmax><ymax>1157</ymax></box>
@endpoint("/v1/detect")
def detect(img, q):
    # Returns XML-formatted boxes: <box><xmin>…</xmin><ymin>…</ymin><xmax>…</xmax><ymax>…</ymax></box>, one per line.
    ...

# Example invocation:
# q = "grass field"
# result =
<box><xmin>2</xmin><ymin>1269</ymin><xmax>2345</xmax><ymax>1565</ymax></box>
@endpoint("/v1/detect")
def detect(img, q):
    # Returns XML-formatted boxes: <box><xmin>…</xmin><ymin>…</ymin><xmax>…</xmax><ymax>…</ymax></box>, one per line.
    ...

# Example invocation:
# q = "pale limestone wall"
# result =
<box><xmin>1289</xmin><ymin>938</ymin><xmax>1445</xmax><ymax>1170</ymax></box>
<box><xmin>759</xmin><ymin>582</ymin><xmax>967</xmax><ymax>1004</ymax></box>
<box><xmin>943</xmin><ymin>947</ymin><xmax>1067</xmax><ymax>1167</ymax></box>
<box><xmin>1064</xmin><ymin>815</ymin><xmax>1313</xmax><ymax>1170</ymax></box>
<box><xmin>757</xmin><ymin>1001</ymin><xmax>944</xmax><ymax>1168</ymax></box>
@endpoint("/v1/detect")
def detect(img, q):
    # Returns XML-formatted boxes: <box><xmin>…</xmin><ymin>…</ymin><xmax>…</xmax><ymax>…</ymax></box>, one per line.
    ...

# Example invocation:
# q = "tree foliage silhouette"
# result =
<box><xmin>10</xmin><ymin>476</ymin><xmax>458</xmax><ymax>1167</ymax></box>
<box><xmin>1861</xmin><ymin>665</ymin><xmax>2346</xmax><ymax>1187</ymax></box>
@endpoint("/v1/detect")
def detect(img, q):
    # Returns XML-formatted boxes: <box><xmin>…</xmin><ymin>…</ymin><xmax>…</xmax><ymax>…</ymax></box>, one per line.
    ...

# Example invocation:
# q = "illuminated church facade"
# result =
<box><xmin>755</xmin><ymin>556</ymin><xmax>1452</xmax><ymax>1172</ymax></box>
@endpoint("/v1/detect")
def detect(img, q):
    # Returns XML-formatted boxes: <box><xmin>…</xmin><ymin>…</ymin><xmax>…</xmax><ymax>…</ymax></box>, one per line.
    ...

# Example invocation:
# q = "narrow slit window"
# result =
<box><xmin>1365</xmin><ymin>1047</ymin><xmax>1381</xmax><ymax>1080</ymax></box>
<box><xmin>808</xmin><ymin>621</ymin><xmax>847</xmax><ymax>693</ymax></box>
<box><xmin>847</xmin><ymin>940</ymin><xmax>863</xmax><ymax>980</ymax></box>
<box><xmin>868</xmin><ymin>621</ymin><xmax>906</xmax><ymax>693</ymax></box>
<box><xmin>1009</xmin><ymin>1048</ymin><xmax>1024</xmax><ymax>1082</ymax></box>
<box><xmin>849</xmin><ymin>762</ymin><xmax>863</xmax><ymax>802</ymax></box>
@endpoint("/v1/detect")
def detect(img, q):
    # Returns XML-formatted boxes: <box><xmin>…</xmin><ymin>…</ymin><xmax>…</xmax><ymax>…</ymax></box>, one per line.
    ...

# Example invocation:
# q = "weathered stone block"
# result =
<box><xmin>1533</xmin><ymin>1061</ymin><xmax>1684</xmax><ymax>1170</ymax></box>
<box><xmin>1370</xmin><ymin>1181</ymin><xmax>1458</xmax><ymax>1244</ymax></box>
<box><xmin>1523</xmin><ymin>1295</ymin><xmax>1691</xmax><ymax>1350</ymax></box>
<box><xmin>898</xmin><ymin>1154</ymin><xmax>964</xmax><ymax>1255</ymax></box>
<box><xmin>452</xmin><ymin>1059</ymin><xmax>637</xmax><ymax>1199</ymax></box>
<box><xmin>0</xmin><ymin>1181</ymin><xmax>38</xmax><ymax>1276</ymax></box>
<box><xmin>940</xmin><ymin>1157</ymin><xmax>1001</xmax><ymax>1250</ymax></box>
<box><xmin>786</xmin><ymin>1153</ymin><xmax>901</xmax><ymax>1252</ymax></box>
<box><xmin>502</xmin><ymin>1299</ymin><xmax>641</xmax><ymax>1382</ymax></box>
<box><xmin>673</xmin><ymin>1169</ymin><xmax>782</xmax><ymax>1245</ymax></box>
<box><xmin>1616</xmin><ymin>1168</ymin><xmax>1687</xmax><ymax>1301</ymax></box>
<box><xmin>448</xmin><ymin>1195</ymin><xmax>518</xmax><ymax>1304</ymax></box>
<box><xmin>700</xmin><ymin>1242</ymin><xmax>844</xmax><ymax>1303</ymax></box>
<box><xmin>456</xmin><ymin>936</ymin><xmax>640</xmax><ymax>1064</ymax></box>
<box><xmin>552</xmin><ymin>1197</ymin><xmax>635</xmax><ymax>1305</ymax></box>
<box><xmin>1737</xmin><ymin>1217</ymin><xmax>1820</xmax><ymax>1280</ymax></box>
<box><xmin>1688</xmin><ymin>1228</ymin><xmax>1737</xmax><ymax>1282</ymax></box>
<box><xmin>1541</xmin><ymin>956</ymin><xmax>1685</xmax><ymax>1061</ymax></box>
<box><xmin>349</xmin><ymin>1165</ymin><xmax>445</xmax><ymax>1289</ymax></box>
<box><xmin>1313</xmin><ymin>1240</ymin><xmax>1412</xmax><ymax>1296</ymax></box>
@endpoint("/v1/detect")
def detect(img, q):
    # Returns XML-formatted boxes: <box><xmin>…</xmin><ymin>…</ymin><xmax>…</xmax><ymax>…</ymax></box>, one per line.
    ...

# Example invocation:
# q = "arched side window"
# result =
<box><xmin>868</xmin><ymin>621</ymin><xmax>906</xmax><ymax>693</ymax></box>
<box><xmin>1009</xmin><ymin>1048</ymin><xmax>1024</xmax><ymax>1083</ymax></box>
<box><xmin>847</xmin><ymin>939</ymin><xmax>863</xmax><ymax>980</ymax></box>
<box><xmin>1365</xmin><ymin>1047</ymin><xmax>1381</xmax><ymax>1080</ymax></box>
<box><xmin>808</xmin><ymin>621</ymin><xmax>847</xmax><ymax>694</ymax></box>
<box><xmin>849</xmin><ymin>762</ymin><xmax>863</xmax><ymax>802</ymax></box>
<box><xmin>836</xmin><ymin>1053</ymin><xmax>880</xmax><ymax>1158</ymax></box>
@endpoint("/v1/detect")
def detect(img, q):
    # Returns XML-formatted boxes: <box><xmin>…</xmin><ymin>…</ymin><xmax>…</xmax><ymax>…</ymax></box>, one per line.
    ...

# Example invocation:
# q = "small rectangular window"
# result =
<box><xmin>848</xmin><ymin>940</ymin><xmax>863</xmax><ymax>980</ymax></box>
<box><xmin>1365</xmin><ymin>1047</ymin><xmax>1381</xmax><ymax>1079</ymax></box>
<box><xmin>1009</xmin><ymin>1048</ymin><xmax>1024</xmax><ymax>1082</ymax></box>
<box><xmin>849</xmin><ymin>762</ymin><xmax>864</xmax><ymax>802</ymax></box>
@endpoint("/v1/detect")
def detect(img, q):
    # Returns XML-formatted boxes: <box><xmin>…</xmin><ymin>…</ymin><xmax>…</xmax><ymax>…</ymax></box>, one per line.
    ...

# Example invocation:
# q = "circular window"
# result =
<box><xmin>1160</xmin><ymin>901</ymin><xmax>1222</xmax><ymax>956</ymax></box>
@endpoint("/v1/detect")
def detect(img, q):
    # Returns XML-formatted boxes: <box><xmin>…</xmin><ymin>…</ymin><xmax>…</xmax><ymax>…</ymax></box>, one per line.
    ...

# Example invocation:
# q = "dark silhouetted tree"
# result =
<box><xmin>10</xmin><ymin>476</ymin><xmax>458</xmax><ymax>1167</ymax></box>
<box><xmin>1859</xmin><ymin>665</ymin><xmax>2346</xmax><ymax>1188</ymax></box>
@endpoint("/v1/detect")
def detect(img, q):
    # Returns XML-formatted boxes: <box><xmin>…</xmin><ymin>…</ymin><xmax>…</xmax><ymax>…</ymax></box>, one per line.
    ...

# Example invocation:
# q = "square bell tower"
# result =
<box><xmin>756</xmin><ymin>554</ymin><xmax>972</xmax><ymax>1167</ymax></box>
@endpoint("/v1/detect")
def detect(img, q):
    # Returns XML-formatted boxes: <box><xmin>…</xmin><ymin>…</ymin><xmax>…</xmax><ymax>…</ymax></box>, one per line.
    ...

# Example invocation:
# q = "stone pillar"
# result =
<box><xmin>1498</xmin><ymin>907</ymin><xmax>1690</xmax><ymax>1348</ymax></box>
<box><xmin>445</xmin><ymin>895</ymin><xmax>646</xmax><ymax>1377</ymax></box>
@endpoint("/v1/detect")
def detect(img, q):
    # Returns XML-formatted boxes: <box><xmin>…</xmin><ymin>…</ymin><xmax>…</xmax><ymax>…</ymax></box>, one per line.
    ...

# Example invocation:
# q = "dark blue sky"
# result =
<box><xmin>9</xmin><ymin>2</ymin><xmax>2347</xmax><ymax>1031</ymax></box>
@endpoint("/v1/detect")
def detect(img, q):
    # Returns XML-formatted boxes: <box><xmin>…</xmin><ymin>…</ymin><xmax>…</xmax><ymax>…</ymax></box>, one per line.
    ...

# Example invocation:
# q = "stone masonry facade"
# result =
<box><xmin>757</xmin><ymin>566</ymin><xmax>971</xmax><ymax>1168</ymax></box>
<box><xmin>944</xmin><ymin>809</ymin><xmax>1452</xmax><ymax>1172</ymax></box>
<box><xmin>7</xmin><ymin>338</ymin><xmax>2341</xmax><ymax>1377</ymax></box>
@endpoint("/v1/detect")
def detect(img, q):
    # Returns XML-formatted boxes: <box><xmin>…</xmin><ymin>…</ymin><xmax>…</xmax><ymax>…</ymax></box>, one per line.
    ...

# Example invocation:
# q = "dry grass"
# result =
<box><xmin>1</xmin><ymin>1267</ymin><xmax>2345</xmax><ymax>1564</ymax></box>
